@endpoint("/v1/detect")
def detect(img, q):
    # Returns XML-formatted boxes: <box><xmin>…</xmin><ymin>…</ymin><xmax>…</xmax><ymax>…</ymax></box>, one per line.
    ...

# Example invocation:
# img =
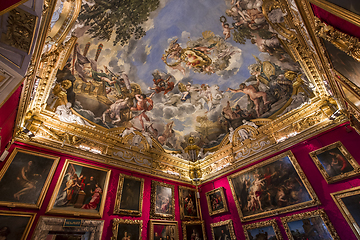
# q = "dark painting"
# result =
<box><xmin>286</xmin><ymin>216</ymin><xmax>333</xmax><ymax>240</ymax></box>
<box><xmin>120</xmin><ymin>177</ymin><xmax>141</xmax><ymax>211</ymax></box>
<box><xmin>316</xmin><ymin>148</ymin><xmax>354</xmax><ymax>177</ymax></box>
<box><xmin>153</xmin><ymin>224</ymin><xmax>177</xmax><ymax>240</ymax></box>
<box><xmin>247</xmin><ymin>226</ymin><xmax>277</xmax><ymax>240</ymax></box>
<box><xmin>209</xmin><ymin>192</ymin><xmax>224</xmax><ymax>212</ymax></box>
<box><xmin>116</xmin><ymin>223</ymin><xmax>140</xmax><ymax>240</ymax></box>
<box><xmin>213</xmin><ymin>225</ymin><xmax>231</xmax><ymax>240</ymax></box>
<box><xmin>325</xmin><ymin>0</ymin><xmax>360</xmax><ymax>16</ymax></box>
<box><xmin>0</xmin><ymin>214</ymin><xmax>33</xmax><ymax>239</ymax></box>
<box><xmin>0</xmin><ymin>149</ymin><xmax>58</xmax><ymax>207</ymax></box>
<box><xmin>342</xmin><ymin>194</ymin><xmax>360</xmax><ymax>228</ymax></box>
<box><xmin>185</xmin><ymin>224</ymin><xmax>204</xmax><ymax>240</ymax></box>
<box><xmin>179</xmin><ymin>187</ymin><xmax>198</xmax><ymax>219</ymax></box>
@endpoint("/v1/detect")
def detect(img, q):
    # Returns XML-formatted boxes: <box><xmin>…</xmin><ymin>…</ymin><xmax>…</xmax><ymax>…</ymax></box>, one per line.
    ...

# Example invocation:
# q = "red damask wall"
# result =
<box><xmin>199</xmin><ymin>123</ymin><xmax>360</xmax><ymax>239</ymax></box>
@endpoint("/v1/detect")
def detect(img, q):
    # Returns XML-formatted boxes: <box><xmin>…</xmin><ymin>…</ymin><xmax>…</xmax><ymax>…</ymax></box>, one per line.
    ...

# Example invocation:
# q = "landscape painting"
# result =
<box><xmin>228</xmin><ymin>151</ymin><xmax>320</xmax><ymax>222</ymax></box>
<box><xmin>47</xmin><ymin>0</ymin><xmax>314</xmax><ymax>151</ymax></box>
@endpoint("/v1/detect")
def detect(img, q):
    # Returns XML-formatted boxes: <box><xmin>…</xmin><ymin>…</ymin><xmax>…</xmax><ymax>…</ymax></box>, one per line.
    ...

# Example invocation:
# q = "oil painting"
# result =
<box><xmin>205</xmin><ymin>187</ymin><xmax>228</xmax><ymax>216</ymax></box>
<box><xmin>150</xmin><ymin>181</ymin><xmax>175</xmax><ymax>219</ymax></box>
<box><xmin>331</xmin><ymin>186</ymin><xmax>360</xmax><ymax>238</ymax></box>
<box><xmin>182</xmin><ymin>221</ymin><xmax>206</xmax><ymax>240</ymax></box>
<box><xmin>113</xmin><ymin>174</ymin><xmax>144</xmax><ymax>216</ymax></box>
<box><xmin>0</xmin><ymin>210</ymin><xmax>36</xmax><ymax>240</ymax></box>
<box><xmin>149</xmin><ymin>220</ymin><xmax>178</xmax><ymax>240</ymax></box>
<box><xmin>47</xmin><ymin>159</ymin><xmax>111</xmax><ymax>218</ymax></box>
<box><xmin>179</xmin><ymin>186</ymin><xmax>199</xmax><ymax>220</ymax></box>
<box><xmin>46</xmin><ymin>0</ymin><xmax>314</xmax><ymax>153</ymax></box>
<box><xmin>228</xmin><ymin>151</ymin><xmax>320</xmax><ymax>222</ymax></box>
<box><xmin>0</xmin><ymin>148</ymin><xmax>59</xmax><ymax>208</ymax></box>
<box><xmin>111</xmin><ymin>219</ymin><xmax>143</xmax><ymax>240</ymax></box>
<box><xmin>309</xmin><ymin>141</ymin><xmax>360</xmax><ymax>183</ymax></box>
<box><xmin>281</xmin><ymin>209</ymin><xmax>339</xmax><ymax>240</ymax></box>
<box><xmin>243</xmin><ymin>219</ymin><xmax>282</xmax><ymax>240</ymax></box>
<box><xmin>210</xmin><ymin>219</ymin><xmax>236</xmax><ymax>240</ymax></box>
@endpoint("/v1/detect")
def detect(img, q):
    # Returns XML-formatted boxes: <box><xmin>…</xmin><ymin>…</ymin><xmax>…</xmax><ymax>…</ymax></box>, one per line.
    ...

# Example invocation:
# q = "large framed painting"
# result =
<box><xmin>113</xmin><ymin>174</ymin><xmax>144</xmax><ymax>216</ymax></box>
<box><xmin>149</xmin><ymin>220</ymin><xmax>178</xmax><ymax>240</ymax></box>
<box><xmin>228</xmin><ymin>150</ymin><xmax>320</xmax><ymax>222</ymax></box>
<box><xmin>205</xmin><ymin>187</ymin><xmax>228</xmax><ymax>216</ymax></box>
<box><xmin>46</xmin><ymin>159</ymin><xmax>111</xmax><ymax>218</ymax></box>
<box><xmin>331</xmin><ymin>186</ymin><xmax>360</xmax><ymax>238</ymax></box>
<box><xmin>0</xmin><ymin>148</ymin><xmax>59</xmax><ymax>208</ymax></box>
<box><xmin>0</xmin><ymin>210</ymin><xmax>36</xmax><ymax>240</ymax></box>
<box><xmin>309</xmin><ymin>141</ymin><xmax>360</xmax><ymax>183</ymax></box>
<box><xmin>281</xmin><ymin>209</ymin><xmax>339</xmax><ymax>240</ymax></box>
<box><xmin>111</xmin><ymin>218</ymin><xmax>143</xmax><ymax>240</ymax></box>
<box><xmin>150</xmin><ymin>181</ymin><xmax>175</xmax><ymax>219</ymax></box>
<box><xmin>210</xmin><ymin>219</ymin><xmax>236</xmax><ymax>240</ymax></box>
<box><xmin>179</xmin><ymin>186</ymin><xmax>199</xmax><ymax>220</ymax></box>
<box><xmin>243</xmin><ymin>219</ymin><xmax>283</xmax><ymax>240</ymax></box>
<box><xmin>182</xmin><ymin>220</ymin><xmax>206</xmax><ymax>240</ymax></box>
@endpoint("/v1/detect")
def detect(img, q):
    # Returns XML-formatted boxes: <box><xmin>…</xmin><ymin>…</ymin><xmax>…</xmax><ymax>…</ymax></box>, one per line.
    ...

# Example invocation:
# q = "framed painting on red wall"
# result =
<box><xmin>205</xmin><ymin>187</ymin><xmax>228</xmax><ymax>216</ymax></box>
<box><xmin>182</xmin><ymin>220</ymin><xmax>206</xmax><ymax>240</ymax></box>
<box><xmin>228</xmin><ymin>150</ymin><xmax>320</xmax><ymax>222</ymax></box>
<box><xmin>150</xmin><ymin>180</ymin><xmax>175</xmax><ymax>220</ymax></box>
<box><xmin>149</xmin><ymin>220</ymin><xmax>178</xmax><ymax>240</ymax></box>
<box><xmin>179</xmin><ymin>186</ymin><xmax>199</xmax><ymax>220</ymax></box>
<box><xmin>46</xmin><ymin>159</ymin><xmax>111</xmax><ymax>218</ymax></box>
<box><xmin>0</xmin><ymin>210</ymin><xmax>36</xmax><ymax>240</ymax></box>
<box><xmin>243</xmin><ymin>219</ymin><xmax>283</xmax><ymax>240</ymax></box>
<box><xmin>210</xmin><ymin>219</ymin><xmax>236</xmax><ymax>240</ymax></box>
<box><xmin>111</xmin><ymin>218</ymin><xmax>143</xmax><ymax>240</ymax></box>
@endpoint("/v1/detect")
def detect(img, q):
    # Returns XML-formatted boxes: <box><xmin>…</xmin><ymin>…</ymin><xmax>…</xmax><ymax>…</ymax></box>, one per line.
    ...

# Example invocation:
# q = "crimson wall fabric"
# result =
<box><xmin>199</xmin><ymin>123</ymin><xmax>360</xmax><ymax>240</ymax></box>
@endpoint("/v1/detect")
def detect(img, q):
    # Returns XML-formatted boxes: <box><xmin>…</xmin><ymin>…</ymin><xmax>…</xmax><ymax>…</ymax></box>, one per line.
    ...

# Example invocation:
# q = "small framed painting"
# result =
<box><xmin>205</xmin><ymin>187</ymin><xmax>228</xmax><ymax>216</ymax></box>
<box><xmin>210</xmin><ymin>219</ymin><xmax>236</xmax><ymax>240</ymax></box>
<box><xmin>150</xmin><ymin>181</ymin><xmax>175</xmax><ymax>219</ymax></box>
<box><xmin>149</xmin><ymin>220</ymin><xmax>178</xmax><ymax>240</ymax></box>
<box><xmin>243</xmin><ymin>219</ymin><xmax>283</xmax><ymax>240</ymax></box>
<box><xmin>111</xmin><ymin>218</ymin><xmax>143</xmax><ymax>240</ymax></box>
<box><xmin>281</xmin><ymin>209</ymin><xmax>339</xmax><ymax>240</ymax></box>
<box><xmin>0</xmin><ymin>210</ymin><xmax>36</xmax><ymax>240</ymax></box>
<box><xmin>179</xmin><ymin>186</ymin><xmax>199</xmax><ymax>220</ymax></box>
<box><xmin>309</xmin><ymin>141</ymin><xmax>360</xmax><ymax>183</ymax></box>
<box><xmin>182</xmin><ymin>220</ymin><xmax>206</xmax><ymax>240</ymax></box>
<box><xmin>113</xmin><ymin>174</ymin><xmax>144</xmax><ymax>216</ymax></box>
<box><xmin>46</xmin><ymin>159</ymin><xmax>111</xmax><ymax>218</ymax></box>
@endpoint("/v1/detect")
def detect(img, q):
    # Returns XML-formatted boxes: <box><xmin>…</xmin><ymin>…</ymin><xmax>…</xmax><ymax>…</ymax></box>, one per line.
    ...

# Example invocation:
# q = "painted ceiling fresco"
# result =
<box><xmin>47</xmin><ymin>0</ymin><xmax>315</xmax><ymax>151</ymax></box>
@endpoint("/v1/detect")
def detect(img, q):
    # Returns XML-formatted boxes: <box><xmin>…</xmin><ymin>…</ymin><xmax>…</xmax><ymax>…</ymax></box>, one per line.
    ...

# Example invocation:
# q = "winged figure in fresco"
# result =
<box><xmin>148</xmin><ymin>70</ymin><xmax>175</xmax><ymax>98</ymax></box>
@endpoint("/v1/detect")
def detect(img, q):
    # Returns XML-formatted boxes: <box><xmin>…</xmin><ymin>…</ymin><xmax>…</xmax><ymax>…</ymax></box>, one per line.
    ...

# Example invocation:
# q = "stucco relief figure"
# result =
<box><xmin>56</xmin><ymin>103</ymin><xmax>95</xmax><ymax>127</ymax></box>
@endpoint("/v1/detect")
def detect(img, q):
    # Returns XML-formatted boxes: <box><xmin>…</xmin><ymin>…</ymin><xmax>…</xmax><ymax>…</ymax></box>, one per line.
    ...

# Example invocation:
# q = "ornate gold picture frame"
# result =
<box><xmin>182</xmin><ymin>220</ymin><xmax>206</xmax><ymax>240</ymax></box>
<box><xmin>331</xmin><ymin>186</ymin><xmax>360</xmax><ymax>239</ymax></box>
<box><xmin>179</xmin><ymin>186</ymin><xmax>199</xmax><ymax>220</ymax></box>
<box><xmin>205</xmin><ymin>187</ymin><xmax>228</xmax><ymax>216</ymax></box>
<box><xmin>0</xmin><ymin>210</ymin><xmax>36</xmax><ymax>240</ymax></box>
<box><xmin>243</xmin><ymin>219</ymin><xmax>283</xmax><ymax>240</ymax></box>
<box><xmin>111</xmin><ymin>218</ymin><xmax>143</xmax><ymax>240</ymax></box>
<box><xmin>0</xmin><ymin>148</ymin><xmax>59</xmax><ymax>209</ymax></box>
<box><xmin>281</xmin><ymin>209</ymin><xmax>339</xmax><ymax>240</ymax></box>
<box><xmin>150</xmin><ymin>180</ymin><xmax>175</xmax><ymax>219</ymax></box>
<box><xmin>309</xmin><ymin>141</ymin><xmax>360</xmax><ymax>183</ymax></box>
<box><xmin>228</xmin><ymin>150</ymin><xmax>320</xmax><ymax>222</ymax></box>
<box><xmin>149</xmin><ymin>219</ymin><xmax>178</xmax><ymax>240</ymax></box>
<box><xmin>46</xmin><ymin>159</ymin><xmax>111</xmax><ymax>218</ymax></box>
<box><xmin>210</xmin><ymin>219</ymin><xmax>236</xmax><ymax>240</ymax></box>
<box><xmin>113</xmin><ymin>174</ymin><xmax>144</xmax><ymax>216</ymax></box>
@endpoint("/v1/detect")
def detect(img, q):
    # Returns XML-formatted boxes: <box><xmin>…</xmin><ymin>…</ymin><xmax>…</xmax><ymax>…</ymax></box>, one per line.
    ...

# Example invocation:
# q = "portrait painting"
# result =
<box><xmin>210</xmin><ymin>219</ymin><xmax>236</xmax><ymax>240</ymax></box>
<box><xmin>205</xmin><ymin>187</ymin><xmax>228</xmax><ymax>216</ymax></box>
<box><xmin>46</xmin><ymin>159</ymin><xmax>111</xmax><ymax>218</ymax></box>
<box><xmin>111</xmin><ymin>218</ymin><xmax>142</xmax><ymax>240</ymax></box>
<box><xmin>281</xmin><ymin>209</ymin><xmax>339</xmax><ymax>240</ymax></box>
<box><xmin>0</xmin><ymin>210</ymin><xmax>36</xmax><ymax>240</ymax></box>
<box><xmin>113</xmin><ymin>174</ymin><xmax>144</xmax><ymax>216</ymax></box>
<box><xmin>149</xmin><ymin>220</ymin><xmax>178</xmax><ymax>240</ymax></box>
<box><xmin>331</xmin><ymin>186</ymin><xmax>360</xmax><ymax>238</ymax></box>
<box><xmin>228</xmin><ymin>150</ymin><xmax>320</xmax><ymax>222</ymax></box>
<box><xmin>150</xmin><ymin>181</ymin><xmax>175</xmax><ymax>219</ymax></box>
<box><xmin>243</xmin><ymin>219</ymin><xmax>283</xmax><ymax>240</ymax></box>
<box><xmin>309</xmin><ymin>141</ymin><xmax>360</xmax><ymax>183</ymax></box>
<box><xmin>179</xmin><ymin>186</ymin><xmax>199</xmax><ymax>220</ymax></box>
<box><xmin>0</xmin><ymin>148</ymin><xmax>59</xmax><ymax>208</ymax></box>
<box><xmin>44</xmin><ymin>0</ymin><xmax>315</xmax><ymax>153</ymax></box>
<box><xmin>182</xmin><ymin>221</ymin><xmax>206</xmax><ymax>240</ymax></box>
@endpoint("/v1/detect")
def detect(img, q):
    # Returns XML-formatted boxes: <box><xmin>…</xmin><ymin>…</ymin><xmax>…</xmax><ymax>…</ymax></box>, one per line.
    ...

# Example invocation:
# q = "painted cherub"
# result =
<box><xmin>222</xmin><ymin>22</ymin><xmax>234</xmax><ymax>40</ymax></box>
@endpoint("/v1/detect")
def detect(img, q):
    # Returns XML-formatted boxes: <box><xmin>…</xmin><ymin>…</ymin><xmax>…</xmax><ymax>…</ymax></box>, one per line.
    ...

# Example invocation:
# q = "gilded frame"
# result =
<box><xmin>228</xmin><ymin>150</ymin><xmax>320</xmax><ymax>222</ymax></box>
<box><xmin>111</xmin><ymin>218</ymin><xmax>143</xmax><ymax>240</ymax></box>
<box><xmin>46</xmin><ymin>159</ymin><xmax>111</xmax><ymax>218</ymax></box>
<box><xmin>179</xmin><ymin>186</ymin><xmax>199</xmax><ymax>220</ymax></box>
<box><xmin>205</xmin><ymin>187</ymin><xmax>228</xmax><ymax>216</ymax></box>
<box><xmin>0</xmin><ymin>210</ymin><xmax>36</xmax><ymax>240</ymax></box>
<box><xmin>113</xmin><ymin>174</ymin><xmax>144</xmax><ymax>216</ymax></box>
<box><xmin>281</xmin><ymin>209</ymin><xmax>339</xmax><ymax>240</ymax></box>
<box><xmin>331</xmin><ymin>186</ymin><xmax>360</xmax><ymax>239</ymax></box>
<box><xmin>149</xmin><ymin>219</ymin><xmax>179</xmax><ymax>240</ymax></box>
<box><xmin>182</xmin><ymin>220</ymin><xmax>206</xmax><ymax>240</ymax></box>
<box><xmin>210</xmin><ymin>219</ymin><xmax>236</xmax><ymax>240</ymax></box>
<box><xmin>309</xmin><ymin>141</ymin><xmax>360</xmax><ymax>183</ymax></box>
<box><xmin>0</xmin><ymin>147</ymin><xmax>59</xmax><ymax>209</ymax></box>
<box><xmin>243</xmin><ymin>219</ymin><xmax>283</xmax><ymax>240</ymax></box>
<box><xmin>150</xmin><ymin>180</ymin><xmax>175</xmax><ymax>219</ymax></box>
